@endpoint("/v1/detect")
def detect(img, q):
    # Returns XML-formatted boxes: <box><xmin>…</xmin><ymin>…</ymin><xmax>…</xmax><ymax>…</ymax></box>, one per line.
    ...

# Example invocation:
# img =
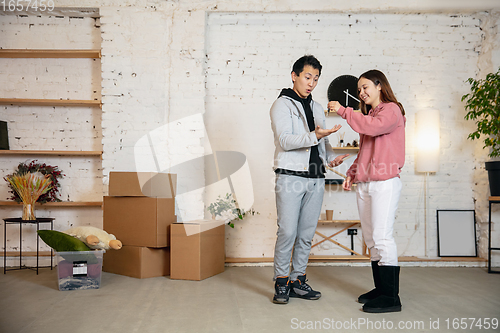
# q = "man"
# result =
<box><xmin>270</xmin><ymin>55</ymin><xmax>347</xmax><ymax>304</ymax></box>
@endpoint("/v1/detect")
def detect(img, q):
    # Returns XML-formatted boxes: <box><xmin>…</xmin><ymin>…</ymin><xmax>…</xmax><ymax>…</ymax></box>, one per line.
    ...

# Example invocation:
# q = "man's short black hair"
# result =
<box><xmin>292</xmin><ymin>55</ymin><xmax>322</xmax><ymax>77</ymax></box>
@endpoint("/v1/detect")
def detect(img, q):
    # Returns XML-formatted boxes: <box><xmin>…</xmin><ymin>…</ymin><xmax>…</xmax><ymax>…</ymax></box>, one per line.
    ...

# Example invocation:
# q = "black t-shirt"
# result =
<box><xmin>274</xmin><ymin>88</ymin><xmax>325</xmax><ymax>178</ymax></box>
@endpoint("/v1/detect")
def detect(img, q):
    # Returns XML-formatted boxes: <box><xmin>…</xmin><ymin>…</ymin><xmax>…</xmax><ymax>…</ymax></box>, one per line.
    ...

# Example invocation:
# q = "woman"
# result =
<box><xmin>328</xmin><ymin>69</ymin><xmax>406</xmax><ymax>313</ymax></box>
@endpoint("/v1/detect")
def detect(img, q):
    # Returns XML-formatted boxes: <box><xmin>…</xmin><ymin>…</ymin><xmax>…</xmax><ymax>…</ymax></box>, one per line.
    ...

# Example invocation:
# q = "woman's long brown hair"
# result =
<box><xmin>358</xmin><ymin>70</ymin><xmax>405</xmax><ymax>116</ymax></box>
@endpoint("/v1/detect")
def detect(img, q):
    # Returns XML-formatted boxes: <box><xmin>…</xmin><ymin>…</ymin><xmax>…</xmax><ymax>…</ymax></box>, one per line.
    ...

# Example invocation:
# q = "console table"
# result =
<box><xmin>3</xmin><ymin>217</ymin><xmax>54</xmax><ymax>274</ymax></box>
<box><xmin>313</xmin><ymin>220</ymin><xmax>368</xmax><ymax>258</ymax></box>
<box><xmin>488</xmin><ymin>197</ymin><xmax>500</xmax><ymax>274</ymax></box>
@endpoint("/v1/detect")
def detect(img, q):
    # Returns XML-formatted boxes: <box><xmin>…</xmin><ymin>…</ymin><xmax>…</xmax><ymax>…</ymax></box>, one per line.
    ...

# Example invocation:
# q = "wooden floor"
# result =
<box><xmin>1</xmin><ymin>266</ymin><xmax>499</xmax><ymax>333</ymax></box>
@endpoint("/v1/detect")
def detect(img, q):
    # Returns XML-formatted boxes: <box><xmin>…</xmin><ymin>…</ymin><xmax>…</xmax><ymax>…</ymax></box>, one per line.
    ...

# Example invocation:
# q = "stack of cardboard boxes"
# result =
<box><xmin>102</xmin><ymin>171</ymin><xmax>226</xmax><ymax>281</ymax></box>
<box><xmin>102</xmin><ymin>172</ymin><xmax>176</xmax><ymax>279</ymax></box>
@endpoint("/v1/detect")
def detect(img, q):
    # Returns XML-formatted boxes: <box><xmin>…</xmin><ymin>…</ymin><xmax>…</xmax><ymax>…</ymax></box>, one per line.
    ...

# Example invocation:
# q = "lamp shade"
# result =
<box><xmin>415</xmin><ymin>110</ymin><xmax>440</xmax><ymax>172</ymax></box>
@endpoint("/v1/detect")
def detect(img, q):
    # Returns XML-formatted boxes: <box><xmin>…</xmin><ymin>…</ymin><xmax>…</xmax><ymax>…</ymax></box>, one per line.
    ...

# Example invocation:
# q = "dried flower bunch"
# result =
<box><xmin>6</xmin><ymin>172</ymin><xmax>53</xmax><ymax>219</ymax></box>
<box><xmin>5</xmin><ymin>160</ymin><xmax>64</xmax><ymax>203</ymax></box>
<box><xmin>6</xmin><ymin>173</ymin><xmax>53</xmax><ymax>204</ymax></box>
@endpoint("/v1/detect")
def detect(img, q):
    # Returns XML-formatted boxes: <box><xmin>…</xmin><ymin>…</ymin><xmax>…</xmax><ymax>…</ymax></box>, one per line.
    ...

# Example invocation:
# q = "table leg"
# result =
<box><xmin>3</xmin><ymin>221</ymin><xmax>6</xmax><ymax>274</ymax></box>
<box><xmin>36</xmin><ymin>222</ymin><xmax>39</xmax><ymax>275</ymax></box>
<box><xmin>50</xmin><ymin>220</ymin><xmax>53</xmax><ymax>270</ymax></box>
<box><xmin>489</xmin><ymin>201</ymin><xmax>492</xmax><ymax>273</ymax></box>
<box><xmin>19</xmin><ymin>222</ymin><xmax>22</xmax><ymax>270</ymax></box>
<box><xmin>350</xmin><ymin>233</ymin><xmax>354</xmax><ymax>255</ymax></box>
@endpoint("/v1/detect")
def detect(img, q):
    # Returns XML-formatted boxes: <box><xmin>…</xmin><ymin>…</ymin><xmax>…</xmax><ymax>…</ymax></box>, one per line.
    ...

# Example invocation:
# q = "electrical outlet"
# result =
<box><xmin>347</xmin><ymin>229</ymin><xmax>357</xmax><ymax>235</ymax></box>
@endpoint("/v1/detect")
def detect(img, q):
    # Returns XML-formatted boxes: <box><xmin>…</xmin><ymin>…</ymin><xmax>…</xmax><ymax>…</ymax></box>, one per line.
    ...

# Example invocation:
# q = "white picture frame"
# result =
<box><xmin>437</xmin><ymin>210</ymin><xmax>477</xmax><ymax>257</ymax></box>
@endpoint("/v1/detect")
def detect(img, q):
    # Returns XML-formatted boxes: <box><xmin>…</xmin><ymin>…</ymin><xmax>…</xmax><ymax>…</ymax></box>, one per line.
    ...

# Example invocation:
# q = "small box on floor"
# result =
<box><xmin>170</xmin><ymin>220</ymin><xmax>225</xmax><ymax>281</ymax></box>
<box><xmin>103</xmin><ymin>245</ymin><xmax>170</xmax><ymax>279</ymax></box>
<box><xmin>56</xmin><ymin>251</ymin><xmax>104</xmax><ymax>291</ymax></box>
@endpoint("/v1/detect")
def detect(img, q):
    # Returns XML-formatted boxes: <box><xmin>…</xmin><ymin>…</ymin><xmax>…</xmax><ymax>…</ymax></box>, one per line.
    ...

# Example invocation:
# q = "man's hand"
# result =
<box><xmin>327</xmin><ymin>101</ymin><xmax>342</xmax><ymax>113</ymax></box>
<box><xmin>315</xmin><ymin>124</ymin><xmax>341</xmax><ymax>140</ymax></box>
<box><xmin>328</xmin><ymin>153</ymin><xmax>349</xmax><ymax>167</ymax></box>
<box><xmin>342</xmin><ymin>176</ymin><xmax>352</xmax><ymax>191</ymax></box>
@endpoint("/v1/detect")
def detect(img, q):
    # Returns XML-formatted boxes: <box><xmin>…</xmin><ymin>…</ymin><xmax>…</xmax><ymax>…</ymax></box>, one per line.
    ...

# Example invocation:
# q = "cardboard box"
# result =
<box><xmin>56</xmin><ymin>251</ymin><xmax>104</xmax><ymax>291</ymax></box>
<box><xmin>103</xmin><ymin>245</ymin><xmax>170</xmax><ymax>279</ymax></box>
<box><xmin>108</xmin><ymin>171</ymin><xmax>177</xmax><ymax>198</ymax></box>
<box><xmin>170</xmin><ymin>220</ymin><xmax>225</xmax><ymax>281</ymax></box>
<box><xmin>104</xmin><ymin>196</ymin><xmax>176</xmax><ymax>248</ymax></box>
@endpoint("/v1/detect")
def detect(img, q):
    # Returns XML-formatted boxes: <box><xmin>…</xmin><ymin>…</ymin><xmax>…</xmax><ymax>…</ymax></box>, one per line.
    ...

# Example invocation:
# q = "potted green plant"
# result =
<box><xmin>207</xmin><ymin>193</ymin><xmax>258</xmax><ymax>228</ymax></box>
<box><xmin>462</xmin><ymin>67</ymin><xmax>500</xmax><ymax>195</ymax></box>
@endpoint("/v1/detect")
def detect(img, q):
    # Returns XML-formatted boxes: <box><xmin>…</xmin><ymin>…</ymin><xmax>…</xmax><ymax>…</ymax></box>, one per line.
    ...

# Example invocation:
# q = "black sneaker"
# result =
<box><xmin>273</xmin><ymin>277</ymin><xmax>290</xmax><ymax>304</ymax></box>
<box><xmin>289</xmin><ymin>274</ymin><xmax>321</xmax><ymax>300</ymax></box>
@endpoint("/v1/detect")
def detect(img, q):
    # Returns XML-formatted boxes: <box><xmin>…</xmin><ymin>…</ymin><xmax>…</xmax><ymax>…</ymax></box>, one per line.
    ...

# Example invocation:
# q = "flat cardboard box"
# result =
<box><xmin>103</xmin><ymin>245</ymin><xmax>170</xmax><ymax>279</ymax></box>
<box><xmin>170</xmin><ymin>220</ymin><xmax>225</xmax><ymax>281</ymax></box>
<box><xmin>104</xmin><ymin>196</ymin><xmax>176</xmax><ymax>248</ymax></box>
<box><xmin>108</xmin><ymin>171</ymin><xmax>177</xmax><ymax>198</ymax></box>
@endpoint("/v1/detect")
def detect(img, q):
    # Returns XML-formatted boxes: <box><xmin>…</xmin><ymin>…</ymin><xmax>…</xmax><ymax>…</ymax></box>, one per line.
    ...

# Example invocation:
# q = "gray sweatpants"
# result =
<box><xmin>273</xmin><ymin>174</ymin><xmax>325</xmax><ymax>280</ymax></box>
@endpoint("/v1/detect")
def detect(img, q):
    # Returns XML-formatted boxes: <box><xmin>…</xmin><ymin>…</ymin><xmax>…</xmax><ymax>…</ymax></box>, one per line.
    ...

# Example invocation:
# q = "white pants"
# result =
<box><xmin>356</xmin><ymin>177</ymin><xmax>402</xmax><ymax>266</ymax></box>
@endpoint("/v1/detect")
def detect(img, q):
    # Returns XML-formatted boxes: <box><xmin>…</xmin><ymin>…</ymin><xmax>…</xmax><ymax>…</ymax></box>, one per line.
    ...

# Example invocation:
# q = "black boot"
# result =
<box><xmin>358</xmin><ymin>261</ymin><xmax>381</xmax><ymax>304</ymax></box>
<box><xmin>363</xmin><ymin>266</ymin><xmax>401</xmax><ymax>313</ymax></box>
<box><xmin>289</xmin><ymin>274</ymin><xmax>321</xmax><ymax>300</ymax></box>
<box><xmin>273</xmin><ymin>276</ymin><xmax>290</xmax><ymax>304</ymax></box>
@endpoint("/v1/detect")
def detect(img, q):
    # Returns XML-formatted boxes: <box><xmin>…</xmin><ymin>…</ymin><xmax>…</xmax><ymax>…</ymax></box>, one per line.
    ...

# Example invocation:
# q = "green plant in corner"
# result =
<box><xmin>462</xmin><ymin>67</ymin><xmax>500</xmax><ymax>158</ymax></box>
<box><xmin>207</xmin><ymin>193</ymin><xmax>259</xmax><ymax>228</ymax></box>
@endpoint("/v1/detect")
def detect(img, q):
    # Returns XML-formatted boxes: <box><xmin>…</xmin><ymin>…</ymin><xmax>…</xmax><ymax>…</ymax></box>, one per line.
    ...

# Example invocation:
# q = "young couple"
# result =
<box><xmin>270</xmin><ymin>55</ymin><xmax>406</xmax><ymax>313</ymax></box>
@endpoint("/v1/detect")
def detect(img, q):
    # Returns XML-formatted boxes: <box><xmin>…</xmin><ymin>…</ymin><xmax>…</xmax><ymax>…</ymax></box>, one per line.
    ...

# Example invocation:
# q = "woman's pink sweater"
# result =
<box><xmin>336</xmin><ymin>102</ymin><xmax>406</xmax><ymax>183</ymax></box>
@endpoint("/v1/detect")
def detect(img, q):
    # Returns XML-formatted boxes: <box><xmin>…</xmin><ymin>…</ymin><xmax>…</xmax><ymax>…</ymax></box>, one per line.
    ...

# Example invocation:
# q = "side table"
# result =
<box><xmin>313</xmin><ymin>220</ymin><xmax>368</xmax><ymax>257</ymax></box>
<box><xmin>3</xmin><ymin>217</ymin><xmax>55</xmax><ymax>274</ymax></box>
<box><xmin>488</xmin><ymin>197</ymin><xmax>500</xmax><ymax>274</ymax></box>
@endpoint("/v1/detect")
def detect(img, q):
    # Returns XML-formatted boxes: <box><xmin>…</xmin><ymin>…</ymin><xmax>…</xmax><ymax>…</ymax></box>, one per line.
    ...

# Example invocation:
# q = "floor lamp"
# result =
<box><xmin>415</xmin><ymin>110</ymin><xmax>440</xmax><ymax>258</ymax></box>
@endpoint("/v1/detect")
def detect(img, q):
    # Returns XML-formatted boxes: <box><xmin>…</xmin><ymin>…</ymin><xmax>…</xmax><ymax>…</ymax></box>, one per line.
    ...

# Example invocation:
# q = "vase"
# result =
<box><xmin>486</xmin><ymin>161</ymin><xmax>500</xmax><ymax>196</ymax></box>
<box><xmin>22</xmin><ymin>202</ymin><xmax>36</xmax><ymax>220</ymax></box>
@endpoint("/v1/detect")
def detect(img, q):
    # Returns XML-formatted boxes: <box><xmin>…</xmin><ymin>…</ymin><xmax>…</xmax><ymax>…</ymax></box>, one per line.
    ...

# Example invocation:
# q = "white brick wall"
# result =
<box><xmin>0</xmin><ymin>11</ymin><xmax>103</xmax><ymax>254</ymax></box>
<box><xmin>204</xmin><ymin>12</ymin><xmax>490</xmax><ymax>259</ymax></box>
<box><xmin>472</xmin><ymin>11</ymin><xmax>500</xmax><ymax>266</ymax></box>
<box><xmin>99</xmin><ymin>7</ymin><xmax>205</xmax><ymax>222</ymax></box>
<box><xmin>1</xmin><ymin>1</ymin><xmax>499</xmax><ymax>264</ymax></box>
<box><xmin>100</xmin><ymin>6</ymin><xmax>171</xmax><ymax>178</ymax></box>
